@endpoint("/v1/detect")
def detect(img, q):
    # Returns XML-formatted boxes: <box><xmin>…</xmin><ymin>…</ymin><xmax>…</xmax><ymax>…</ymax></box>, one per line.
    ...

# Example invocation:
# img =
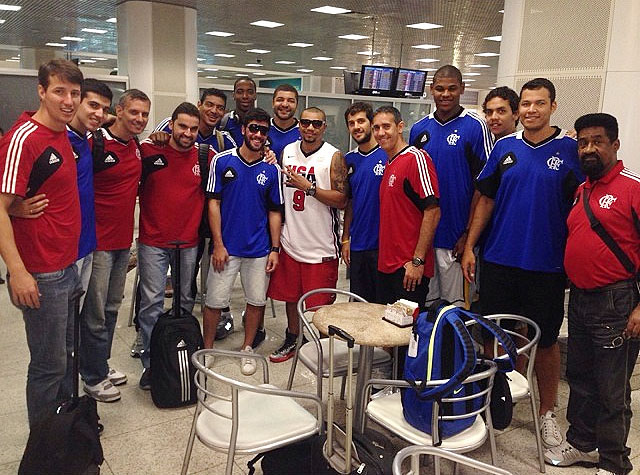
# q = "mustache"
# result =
<box><xmin>581</xmin><ymin>153</ymin><xmax>601</xmax><ymax>161</ymax></box>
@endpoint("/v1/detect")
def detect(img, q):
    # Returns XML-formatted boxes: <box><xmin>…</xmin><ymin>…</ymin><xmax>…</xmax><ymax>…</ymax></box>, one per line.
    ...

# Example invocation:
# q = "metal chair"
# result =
<box><xmin>287</xmin><ymin>288</ymin><xmax>392</xmax><ymax>399</ymax></box>
<box><xmin>465</xmin><ymin>314</ymin><xmax>544</xmax><ymax>473</ymax></box>
<box><xmin>363</xmin><ymin>360</ymin><xmax>499</xmax><ymax>475</ymax></box>
<box><xmin>181</xmin><ymin>348</ymin><xmax>323</xmax><ymax>475</ymax></box>
<box><xmin>392</xmin><ymin>445</ymin><xmax>514</xmax><ymax>475</ymax></box>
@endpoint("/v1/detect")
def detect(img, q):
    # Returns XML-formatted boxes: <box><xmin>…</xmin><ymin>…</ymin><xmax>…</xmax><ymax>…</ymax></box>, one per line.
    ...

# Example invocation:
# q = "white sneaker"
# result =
<box><xmin>544</xmin><ymin>441</ymin><xmax>598</xmax><ymax>466</ymax></box>
<box><xmin>83</xmin><ymin>379</ymin><xmax>121</xmax><ymax>402</ymax></box>
<box><xmin>596</xmin><ymin>469</ymin><xmax>617</xmax><ymax>475</ymax></box>
<box><xmin>107</xmin><ymin>367</ymin><xmax>127</xmax><ymax>386</ymax></box>
<box><xmin>540</xmin><ymin>411</ymin><xmax>563</xmax><ymax>448</ymax></box>
<box><xmin>240</xmin><ymin>346</ymin><xmax>257</xmax><ymax>376</ymax></box>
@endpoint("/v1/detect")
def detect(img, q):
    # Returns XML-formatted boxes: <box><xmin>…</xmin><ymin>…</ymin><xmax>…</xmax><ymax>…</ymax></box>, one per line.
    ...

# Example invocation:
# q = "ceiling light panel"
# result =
<box><xmin>311</xmin><ymin>6</ymin><xmax>351</xmax><ymax>14</ymax></box>
<box><xmin>0</xmin><ymin>4</ymin><xmax>21</xmax><ymax>11</ymax></box>
<box><xmin>250</xmin><ymin>20</ymin><xmax>283</xmax><ymax>28</ymax></box>
<box><xmin>407</xmin><ymin>22</ymin><xmax>443</xmax><ymax>30</ymax></box>
<box><xmin>61</xmin><ymin>36</ymin><xmax>83</xmax><ymax>41</ymax></box>
<box><xmin>312</xmin><ymin>56</ymin><xmax>333</xmax><ymax>61</ymax></box>
<box><xmin>288</xmin><ymin>42</ymin><xmax>313</xmax><ymax>47</ymax></box>
<box><xmin>206</xmin><ymin>31</ymin><xmax>234</xmax><ymax>37</ymax></box>
<box><xmin>413</xmin><ymin>44</ymin><xmax>440</xmax><ymax>49</ymax></box>
<box><xmin>474</xmin><ymin>52</ymin><xmax>499</xmax><ymax>57</ymax></box>
<box><xmin>81</xmin><ymin>28</ymin><xmax>107</xmax><ymax>34</ymax></box>
<box><xmin>247</xmin><ymin>48</ymin><xmax>270</xmax><ymax>54</ymax></box>
<box><xmin>275</xmin><ymin>60</ymin><xmax>295</xmax><ymax>64</ymax></box>
<box><xmin>484</xmin><ymin>35</ymin><xmax>502</xmax><ymax>41</ymax></box>
<box><xmin>338</xmin><ymin>34</ymin><xmax>368</xmax><ymax>40</ymax></box>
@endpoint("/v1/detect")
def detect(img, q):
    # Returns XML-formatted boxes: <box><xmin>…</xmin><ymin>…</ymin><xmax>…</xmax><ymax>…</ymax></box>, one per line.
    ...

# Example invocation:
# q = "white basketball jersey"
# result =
<box><xmin>281</xmin><ymin>140</ymin><xmax>340</xmax><ymax>263</ymax></box>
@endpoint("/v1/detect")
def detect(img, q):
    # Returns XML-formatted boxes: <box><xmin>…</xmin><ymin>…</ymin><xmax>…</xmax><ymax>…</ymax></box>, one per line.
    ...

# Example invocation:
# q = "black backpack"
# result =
<box><xmin>150</xmin><ymin>242</ymin><xmax>204</xmax><ymax>408</ymax></box>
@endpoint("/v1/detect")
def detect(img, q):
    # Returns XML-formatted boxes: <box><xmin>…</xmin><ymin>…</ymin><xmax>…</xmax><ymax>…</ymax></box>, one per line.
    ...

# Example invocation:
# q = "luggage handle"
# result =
<box><xmin>328</xmin><ymin>325</ymin><xmax>355</xmax><ymax>348</ymax></box>
<box><xmin>72</xmin><ymin>288</ymin><xmax>86</xmax><ymax>403</ymax></box>
<box><xmin>168</xmin><ymin>240</ymin><xmax>188</xmax><ymax>319</ymax></box>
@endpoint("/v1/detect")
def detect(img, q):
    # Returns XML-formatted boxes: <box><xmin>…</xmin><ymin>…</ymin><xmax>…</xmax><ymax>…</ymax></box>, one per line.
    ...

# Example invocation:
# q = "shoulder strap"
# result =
<box><xmin>215</xmin><ymin>130</ymin><xmax>225</xmax><ymax>152</ymax></box>
<box><xmin>582</xmin><ymin>187</ymin><xmax>636</xmax><ymax>274</ymax></box>
<box><xmin>91</xmin><ymin>129</ymin><xmax>104</xmax><ymax>164</ymax></box>
<box><xmin>198</xmin><ymin>143</ymin><xmax>210</xmax><ymax>191</ymax></box>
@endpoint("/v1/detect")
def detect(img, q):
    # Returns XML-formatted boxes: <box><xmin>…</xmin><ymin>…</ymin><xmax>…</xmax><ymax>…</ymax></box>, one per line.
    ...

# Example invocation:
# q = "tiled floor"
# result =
<box><xmin>0</xmin><ymin>263</ymin><xmax>638</xmax><ymax>474</ymax></box>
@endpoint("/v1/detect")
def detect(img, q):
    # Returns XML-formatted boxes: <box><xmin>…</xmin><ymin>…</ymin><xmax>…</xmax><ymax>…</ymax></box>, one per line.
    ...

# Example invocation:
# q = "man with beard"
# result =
<box><xmin>341</xmin><ymin>102</ymin><xmax>387</xmax><ymax>302</ymax></box>
<box><xmin>220</xmin><ymin>78</ymin><xmax>257</xmax><ymax>146</ymax></box>
<box><xmin>483</xmin><ymin>86</ymin><xmax>519</xmax><ymax>140</ymax></box>
<box><xmin>461</xmin><ymin>78</ymin><xmax>583</xmax><ymax>449</ymax></box>
<box><xmin>544</xmin><ymin>113</ymin><xmax>640</xmax><ymax>475</ymax></box>
<box><xmin>268</xmin><ymin>106</ymin><xmax>348</xmax><ymax>362</ymax></box>
<box><xmin>81</xmin><ymin>89</ymin><xmax>150</xmax><ymax>396</ymax></box>
<box><xmin>268</xmin><ymin>84</ymin><xmax>301</xmax><ymax>160</ymax></box>
<box><xmin>202</xmin><ymin>108</ymin><xmax>283</xmax><ymax>375</ymax></box>
<box><xmin>136</xmin><ymin>102</ymin><xmax>215</xmax><ymax>389</ymax></box>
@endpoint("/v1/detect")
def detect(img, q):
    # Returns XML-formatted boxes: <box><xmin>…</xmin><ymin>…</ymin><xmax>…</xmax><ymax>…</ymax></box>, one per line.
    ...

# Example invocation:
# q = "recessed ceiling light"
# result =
<box><xmin>245</xmin><ymin>63</ymin><xmax>263</xmax><ymax>67</ymax></box>
<box><xmin>0</xmin><ymin>19</ymin><xmax>5</xmax><ymax>24</ymax></box>
<box><xmin>206</xmin><ymin>31</ymin><xmax>234</xmax><ymax>37</ymax></box>
<box><xmin>297</xmin><ymin>68</ymin><xmax>314</xmax><ymax>73</ymax></box>
<box><xmin>112</xmin><ymin>67</ymin><xmax>118</xmax><ymax>71</ymax></box>
<box><xmin>61</xmin><ymin>36</ymin><xmax>83</xmax><ymax>42</ymax></box>
<box><xmin>80</xmin><ymin>59</ymin><xmax>96</xmax><ymax>63</ymax></box>
<box><xmin>311</xmin><ymin>6</ymin><xmax>351</xmax><ymax>14</ymax></box>
<box><xmin>204</xmin><ymin>67</ymin><xmax>218</xmax><ymax>71</ymax></box>
<box><xmin>91</xmin><ymin>57</ymin><xmax>109</xmax><ymax>61</ymax></box>
<box><xmin>250</xmin><ymin>20</ymin><xmax>283</xmax><ymax>28</ymax></box>
<box><xmin>499</xmin><ymin>9</ymin><xmax>504</xmax><ymax>13</ymax></box>
<box><xmin>82</xmin><ymin>28</ymin><xmax>107</xmax><ymax>34</ymax></box>
<box><xmin>229</xmin><ymin>40</ymin><xmax>253</xmax><ymax>46</ymax></box>
<box><xmin>357</xmin><ymin>51</ymin><xmax>380</xmax><ymax>56</ymax></box>
<box><xmin>197</xmin><ymin>57</ymin><xmax>205</xmax><ymax>61</ymax></box>
<box><xmin>0</xmin><ymin>4</ymin><xmax>21</xmax><ymax>11</ymax></box>
<box><xmin>464</xmin><ymin>79</ymin><xmax>476</xmax><ymax>82</ymax></box>
<box><xmin>419</xmin><ymin>68</ymin><xmax>437</xmax><ymax>71</ymax></box>
<box><xmin>276</xmin><ymin>60</ymin><xmax>295</xmax><ymax>64</ymax></box>
<box><xmin>235</xmin><ymin>73</ymin><xmax>249</xmax><ymax>77</ymax></box>
<box><xmin>412</xmin><ymin>44</ymin><xmax>440</xmax><ymax>50</ymax></box>
<box><xmin>338</xmin><ymin>34</ymin><xmax>368</xmax><ymax>40</ymax></box>
<box><xmin>197</xmin><ymin>70</ymin><xmax>203</xmax><ymax>73</ymax></box>
<box><xmin>46</xmin><ymin>42</ymin><xmax>67</xmax><ymax>47</ymax></box>
<box><xmin>10</xmin><ymin>56</ymin><xmax>19</xmax><ymax>59</ymax></box>
<box><xmin>416</xmin><ymin>58</ymin><xmax>439</xmax><ymax>63</ymax></box>
<box><xmin>330</xmin><ymin>66</ymin><xmax>347</xmax><ymax>70</ymax></box>
<box><xmin>469</xmin><ymin>64</ymin><xmax>491</xmax><ymax>68</ymax></box>
<box><xmin>474</xmin><ymin>52</ymin><xmax>499</xmax><ymax>57</ymax></box>
<box><xmin>288</xmin><ymin>42</ymin><xmax>313</xmax><ymax>48</ymax></box>
<box><xmin>254</xmin><ymin>72</ymin><xmax>267</xmax><ymax>76</ymax></box>
<box><xmin>214</xmin><ymin>53</ymin><xmax>235</xmax><ymax>58</ymax></box>
<box><xmin>205</xmin><ymin>76</ymin><xmax>218</xmax><ymax>79</ymax></box>
<box><xmin>312</xmin><ymin>56</ymin><xmax>333</xmax><ymax>61</ymax></box>
<box><xmin>106</xmin><ymin>17</ymin><xmax>117</xmax><ymax>23</ymax></box>
<box><xmin>463</xmin><ymin>72</ymin><xmax>481</xmax><ymax>76</ymax></box>
<box><xmin>484</xmin><ymin>35</ymin><xmax>502</xmax><ymax>41</ymax></box>
<box><xmin>407</xmin><ymin>22</ymin><xmax>443</xmax><ymax>30</ymax></box>
<box><xmin>6</xmin><ymin>58</ymin><xmax>19</xmax><ymax>62</ymax></box>
<box><xmin>247</xmin><ymin>48</ymin><xmax>270</xmax><ymax>54</ymax></box>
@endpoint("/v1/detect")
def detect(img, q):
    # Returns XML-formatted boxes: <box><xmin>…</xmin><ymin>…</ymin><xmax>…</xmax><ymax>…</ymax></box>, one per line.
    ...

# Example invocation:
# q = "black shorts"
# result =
<box><xmin>349</xmin><ymin>249</ymin><xmax>379</xmax><ymax>303</ymax></box>
<box><xmin>480</xmin><ymin>259</ymin><xmax>566</xmax><ymax>348</ymax></box>
<box><xmin>376</xmin><ymin>267</ymin><xmax>430</xmax><ymax>309</ymax></box>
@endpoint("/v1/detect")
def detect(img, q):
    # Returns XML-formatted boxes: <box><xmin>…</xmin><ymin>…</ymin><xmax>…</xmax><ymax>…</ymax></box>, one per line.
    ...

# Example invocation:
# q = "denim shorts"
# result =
<box><xmin>205</xmin><ymin>255</ymin><xmax>270</xmax><ymax>308</ymax></box>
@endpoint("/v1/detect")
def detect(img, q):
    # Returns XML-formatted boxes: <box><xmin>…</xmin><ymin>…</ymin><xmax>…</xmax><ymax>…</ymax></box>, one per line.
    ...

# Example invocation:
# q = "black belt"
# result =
<box><xmin>572</xmin><ymin>278</ymin><xmax>638</xmax><ymax>293</ymax></box>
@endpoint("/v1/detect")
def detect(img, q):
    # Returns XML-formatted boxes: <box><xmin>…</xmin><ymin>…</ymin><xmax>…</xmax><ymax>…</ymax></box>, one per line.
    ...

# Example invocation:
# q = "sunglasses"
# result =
<box><xmin>247</xmin><ymin>123</ymin><xmax>270</xmax><ymax>135</ymax></box>
<box><xmin>299</xmin><ymin>118</ymin><xmax>325</xmax><ymax>129</ymax></box>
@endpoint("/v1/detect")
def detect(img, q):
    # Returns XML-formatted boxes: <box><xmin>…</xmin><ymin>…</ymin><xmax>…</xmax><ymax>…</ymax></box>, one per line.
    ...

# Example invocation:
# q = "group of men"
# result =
<box><xmin>0</xmin><ymin>57</ymin><xmax>638</xmax><ymax>475</ymax></box>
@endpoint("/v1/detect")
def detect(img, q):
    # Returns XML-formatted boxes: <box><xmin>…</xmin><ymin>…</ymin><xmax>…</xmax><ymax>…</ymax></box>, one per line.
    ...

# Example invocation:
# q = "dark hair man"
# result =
<box><xmin>269</xmin><ymin>83</ymin><xmax>301</xmax><ymax>159</ymax></box>
<box><xmin>267</xmin><ymin>106</ymin><xmax>348</xmax><ymax>362</ymax></box>
<box><xmin>202</xmin><ymin>108</ymin><xmax>283</xmax><ymax>375</ymax></box>
<box><xmin>544</xmin><ymin>113</ymin><xmax>640</xmax><ymax>475</ymax></box>
<box><xmin>462</xmin><ymin>78</ymin><xmax>583</xmax><ymax>449</ymax></box>
<box><xmin>220</xmin><ymin>77</ymin><xmax>257</xmax><ymax>146</ymax></box>
<box><xmin>135</xmin><ymin>102</ymin><xmax>215</xmax><ymax>388</ymax></box>
<box><xmin>81</xmin><ymin>88</ymin><xmax>150</xmax><ymax>396</ymax></box>
<box><xmin>482</xmin><ymin>86</ymin><xmax>519</xmax><ymax>139</ymax></box>
<box><xmin>341</xmin><ymin>101</ymin><xmax>387</xmax><ymax>302</ymax></box>
<box><xmin>374</xmin><ymin>105</ymin><xmax>440</xmax><ymax>306</ymax></box>
<box><xmin>0</xmin><ymin>59</ymin><xmax>83</xmax><ymax>427</ymax></box>
<box><xmin>409</xmin><ymin>65</ymin><xmax>492</xmax><ymax>308</ymax></box>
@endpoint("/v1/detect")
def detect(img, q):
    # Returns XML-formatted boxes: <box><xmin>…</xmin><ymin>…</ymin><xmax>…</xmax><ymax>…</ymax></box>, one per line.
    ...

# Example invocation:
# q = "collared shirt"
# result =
<box><xmin>565</xmin><ymin>160</ymin><xmax>640</xmax><ymax>289</ymax></box>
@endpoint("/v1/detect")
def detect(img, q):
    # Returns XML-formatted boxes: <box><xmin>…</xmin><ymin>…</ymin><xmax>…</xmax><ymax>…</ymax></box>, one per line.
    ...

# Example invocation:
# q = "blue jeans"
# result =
<box><xmin>566</xmin><ymin>281</ymin><xmax>640</xmax><ymax>475</ymax></box>
<box><xmin>138</xmin><ymin>244</ymin><xmax>197</xmax><ymax>369</ymax></box>
<box><xmin>79</xmin><ymin>249</ymin><xmax>130</xmax><ymax>386</ymax></box>
<box><xmin>10</xmin><ymin>265</ymin><xmax>81</xmax><ymax>428</ymax></box>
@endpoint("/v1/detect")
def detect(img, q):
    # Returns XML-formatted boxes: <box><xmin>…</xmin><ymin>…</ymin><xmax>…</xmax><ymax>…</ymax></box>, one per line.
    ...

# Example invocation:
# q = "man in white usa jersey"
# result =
<box><xmin>267</xmin><ymin>106</ymin><xmax>348</xmax><ymax>362</ymax></box>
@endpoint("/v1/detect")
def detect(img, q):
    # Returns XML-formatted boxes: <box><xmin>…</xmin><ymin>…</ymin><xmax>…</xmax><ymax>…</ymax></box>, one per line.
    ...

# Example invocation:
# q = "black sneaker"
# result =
<box><xmin>215</xmin><ymin>312</ymin><xmax>234</xmax><ymax>340</ymax></box>
<box><xmin>269</xmin><ymin>329</ymin><xmax>305</xmax><ymax>363</ymax></box>
<box><xmin>139</xmin><ymin>368</ymin><xmax>151</xmax><ymax>390</ymax></box>
<box><xmin>251</xmin><ymin>327</ymin><xmax>266</xmax><ymax>349</ymax></box>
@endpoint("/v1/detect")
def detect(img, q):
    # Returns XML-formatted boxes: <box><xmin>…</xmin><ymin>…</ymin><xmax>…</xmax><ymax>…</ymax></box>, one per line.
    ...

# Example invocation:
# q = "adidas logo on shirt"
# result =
<box><xmin>49</xmin><ymin>153</ymin><xmax>60</xmax><ymax>165</ymax></box>
<box><xmin>177</xmin><ymin>339</ymin><xmax>187</xmax><ymax>348</ymax></box>
<box><xmin>104</xmin><ymin>154</ymin><xmax>116</xmax><ymax>163</ymax></box>
<box><xmin>153</xmin><ymin>158</ymin><xmax>164</xmax><ymax>166</ymax></box>
<box><xmin>225</xmin><ymin>170</ymin><xmax>234</xmax><ymax>178</ymax></box>
<box><xmin>502</xmin><ymin>156</ymin><xmax>514</xmax><ymax>165</ymax></box>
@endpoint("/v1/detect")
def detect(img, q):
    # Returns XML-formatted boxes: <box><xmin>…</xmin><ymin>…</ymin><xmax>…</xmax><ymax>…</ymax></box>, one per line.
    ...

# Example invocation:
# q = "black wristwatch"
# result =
<box><xmin>306</xmin><ymin>183</ymin><xmax>317</xmax><ymax>196</ymax></box>
<box><xmin>411</xmin><ymin>256</ymin><xmax>425</xmax><ymax>267</ymax></box>
<box><xmin>270</xmin><ymin>246</ymin><xmax>280</xmax><ymax>253</ymax></box>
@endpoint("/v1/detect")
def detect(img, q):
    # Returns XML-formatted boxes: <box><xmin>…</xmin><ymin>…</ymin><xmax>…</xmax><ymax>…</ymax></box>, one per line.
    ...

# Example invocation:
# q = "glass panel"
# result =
<box><xmin>399</xmin><ymin>102</ymin><xmax>431</xmax><ymax>134</ymax></box>
<box><xmin>368</xmin><ymin>99</ymin><xmax>394</xmax><ymax>111</ymax></box>
<box><xmin>307</xmin><ymin>96</ymin><xmax>351</xmax><ymax>153</ymax></box>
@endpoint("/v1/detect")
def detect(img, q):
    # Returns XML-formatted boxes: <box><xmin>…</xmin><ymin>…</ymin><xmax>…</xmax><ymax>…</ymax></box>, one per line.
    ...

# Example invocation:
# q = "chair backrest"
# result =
<box><xmin>296</xmin><ymin>288</ymin><xmax>368</xmax><ymax>340</ymax></box>
<box><xmin>392</xmin><ymin>445</ymin><xmax>514</xmax><ymax>475</ymax></box>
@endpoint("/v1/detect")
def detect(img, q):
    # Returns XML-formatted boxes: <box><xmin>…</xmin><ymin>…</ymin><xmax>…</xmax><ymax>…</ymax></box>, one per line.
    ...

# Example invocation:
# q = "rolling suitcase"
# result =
<box><xmin>150</xmin><ymin>241</ymin><xmax>204</xmax><ymax>408</ymax></box>
<box><xmin>19</xmin><ymin>289</ymin><xmax>104</xmax><ymax>475</ymax></box>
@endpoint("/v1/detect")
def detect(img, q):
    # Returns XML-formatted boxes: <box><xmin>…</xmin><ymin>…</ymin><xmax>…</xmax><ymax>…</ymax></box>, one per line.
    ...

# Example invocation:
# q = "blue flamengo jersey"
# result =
<box><xmin>153</xmin><ymin>117</ymin><xmax>236</xmax><ymax>152</ymax></box>
<box><xmin>67</xmin><ymin>125</ymin><xmax>96</xmax><ymax>260</ymax></box>
<box><xmin>267</xmin><ymin>118</ymin><xmax>300</xmax><ymax>161</ymax></box>
<box><xmin>220</xmin><ymin>111</ymin><xmax>243</xmax><ymax>147</ymax></box>
<box><xmin>206</xmin><ymin>148</ymin><xmax>283</xmax><ymax>258</ymax></box>
<box><xmin>345</xmin><ymin>145</ymin><xmax>387</xmax><ymax>251</ymax></box>
<box><xmin>476</xmin><ymin>128</ymin><xmax>583</xmax><ymax>272</ymax></box>
<box><xmin>409</xmin><ymin>108</ymin><xmax>493</xmax><ymax>249</ymax></box>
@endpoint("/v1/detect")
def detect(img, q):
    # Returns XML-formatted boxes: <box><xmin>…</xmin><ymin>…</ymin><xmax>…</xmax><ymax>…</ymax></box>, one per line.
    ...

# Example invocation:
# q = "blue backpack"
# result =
<box><xmin>402</xmin><ymin>300</ymin><xmax>517</xmax><ymax>440</ymax></box>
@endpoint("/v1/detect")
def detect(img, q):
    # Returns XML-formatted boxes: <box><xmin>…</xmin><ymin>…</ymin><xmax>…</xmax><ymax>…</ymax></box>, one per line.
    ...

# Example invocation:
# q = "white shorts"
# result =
<box><xmin>426</xmin><ymin>248</ymin><xmax>465</xmax><ymax>307</ymax></box>
<box><xmin>205</xmin><ymin>255</ymin><xmax>270</xmax><ymax>308</ymax></box>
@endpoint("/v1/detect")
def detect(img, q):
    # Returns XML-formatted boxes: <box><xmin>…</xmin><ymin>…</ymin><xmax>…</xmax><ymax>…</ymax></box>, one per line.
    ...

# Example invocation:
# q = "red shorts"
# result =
<box><xmin>267</xmin><ymin>249</ymin><xmax>338</xmax><ymax>307</ymax></box>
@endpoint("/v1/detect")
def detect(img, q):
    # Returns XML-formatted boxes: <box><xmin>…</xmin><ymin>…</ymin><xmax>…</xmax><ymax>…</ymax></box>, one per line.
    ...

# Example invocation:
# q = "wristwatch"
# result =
<box><xmin>270</xmin><ymin>246</ymin><xmax>280</xmax><ymax>253</ymax></box>
<box><xmin>411</xmin><ymin>256</ymin><xmax>425</xmax><ymax>267</ymax></box>
<box><xmin>306</xmin><ymin>183</ymin><xmax>317</xmax><ymax>196</ymax></box>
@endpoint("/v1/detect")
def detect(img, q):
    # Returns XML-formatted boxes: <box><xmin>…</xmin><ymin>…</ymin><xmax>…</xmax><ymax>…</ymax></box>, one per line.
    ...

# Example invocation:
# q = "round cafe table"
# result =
<box><xmin>313</xmin><ymin>302</ymin><xmax>412</xmax><ymax>432</ymax></box>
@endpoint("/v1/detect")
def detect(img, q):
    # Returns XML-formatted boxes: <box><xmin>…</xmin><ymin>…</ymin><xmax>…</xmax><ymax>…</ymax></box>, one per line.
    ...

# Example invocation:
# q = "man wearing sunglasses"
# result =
<box><xmin>203</xmin><ymin>108</ymin><xmax>283</xmax><ymax>376</ymax></box>
<box><xmin>268</xmin><ymin>106</ymin><xmax>348</xmax><ymax>363</ymax></box>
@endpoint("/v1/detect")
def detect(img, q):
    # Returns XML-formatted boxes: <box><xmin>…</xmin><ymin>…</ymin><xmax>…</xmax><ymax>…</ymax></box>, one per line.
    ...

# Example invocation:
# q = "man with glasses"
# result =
<box><xmin>267</xmin><ymin>106</ymin><xmax>348</xmax><ymax>362</ymax></box>
<box><xmin>202</xmin><ymin>108</ymin><xmax>283</xmax><ymax>375</ymax></box>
